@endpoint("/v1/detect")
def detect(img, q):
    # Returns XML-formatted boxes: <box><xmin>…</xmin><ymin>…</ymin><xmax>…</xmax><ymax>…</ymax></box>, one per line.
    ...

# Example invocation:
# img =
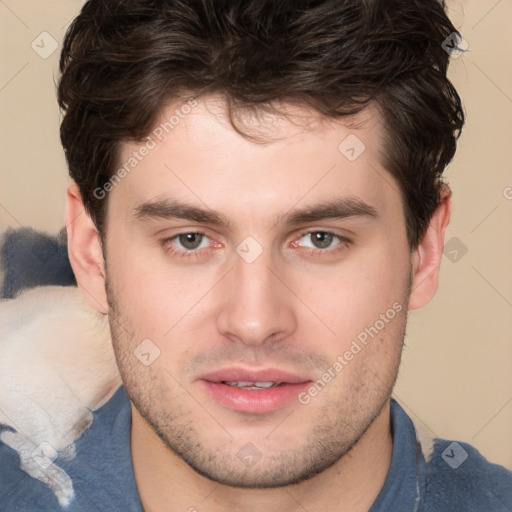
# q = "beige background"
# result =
<box><xmin>1</xmin><ymin>1</ymin><xmax>511</xmax><ymax>469</ymax></box>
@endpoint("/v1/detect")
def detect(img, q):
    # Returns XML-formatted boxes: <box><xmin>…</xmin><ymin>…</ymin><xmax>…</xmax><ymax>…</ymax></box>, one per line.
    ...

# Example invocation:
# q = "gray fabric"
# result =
<box><xmin>0</xmin><ymin>227</ymin><xmax>76</xmax><ymax>298</ymax></box>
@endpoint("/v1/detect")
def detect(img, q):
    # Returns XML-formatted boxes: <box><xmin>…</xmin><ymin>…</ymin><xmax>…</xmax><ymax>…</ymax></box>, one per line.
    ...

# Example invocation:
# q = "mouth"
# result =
<box><xmin>198</xmin><ymin>368</ymin><xmax>312</xmax><ymax>414</ymax></box>
<box><xmin>222</xmin><ymin>381</ymin><xmax>286</xmax><ymax>389</ymax></box>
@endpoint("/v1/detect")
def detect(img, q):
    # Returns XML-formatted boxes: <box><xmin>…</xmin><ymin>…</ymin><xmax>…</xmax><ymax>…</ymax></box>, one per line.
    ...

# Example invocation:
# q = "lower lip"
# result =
<box><xmin>199</xmin><ymin>380</ymin><xmax>311</xmax><ymax>414</ymax></box>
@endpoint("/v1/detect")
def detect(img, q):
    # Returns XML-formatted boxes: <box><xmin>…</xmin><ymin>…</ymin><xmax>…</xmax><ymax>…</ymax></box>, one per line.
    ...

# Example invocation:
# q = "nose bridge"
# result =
<box><xmin>215</xmin><ymin>245</ymin><xmax>297</xmax><ymax>345</ymax></box>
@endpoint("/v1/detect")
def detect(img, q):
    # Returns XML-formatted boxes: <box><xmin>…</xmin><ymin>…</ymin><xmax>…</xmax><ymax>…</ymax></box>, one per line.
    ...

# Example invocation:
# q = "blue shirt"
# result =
<box><xmin>1</xmin><ymin>387</ymin><xmax>511</xmax><ymax>511</ymax></box>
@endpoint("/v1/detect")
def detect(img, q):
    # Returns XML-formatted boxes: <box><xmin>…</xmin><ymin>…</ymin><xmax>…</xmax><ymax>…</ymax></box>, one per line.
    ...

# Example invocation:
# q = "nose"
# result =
<box><xmin>215</xmin><ymin>248</ymin><xmax>298</xmax><ymax>347</ymax></box>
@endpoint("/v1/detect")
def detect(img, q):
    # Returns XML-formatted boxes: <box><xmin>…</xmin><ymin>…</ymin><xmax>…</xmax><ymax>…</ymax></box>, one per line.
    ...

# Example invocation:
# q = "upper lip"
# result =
<box><xmin>199</xmin><ymin>368</ymin><xmax>311</xmax><ymax>384</ymax></box>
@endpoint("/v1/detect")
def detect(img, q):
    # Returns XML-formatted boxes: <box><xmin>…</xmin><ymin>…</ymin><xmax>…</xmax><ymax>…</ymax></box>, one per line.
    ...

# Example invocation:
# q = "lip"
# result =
<box><xmin>197</xmin><ymin>367</ymin><xmax>312</xmax><ymax>414</ymax></box>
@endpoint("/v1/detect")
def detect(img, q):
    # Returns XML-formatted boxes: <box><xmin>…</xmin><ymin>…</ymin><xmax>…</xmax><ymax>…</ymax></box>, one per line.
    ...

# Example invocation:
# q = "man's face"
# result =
<box><xmin>103</xmin><ymin>96</ymin><xmax>412</xmax><ymax>487</ymax></box>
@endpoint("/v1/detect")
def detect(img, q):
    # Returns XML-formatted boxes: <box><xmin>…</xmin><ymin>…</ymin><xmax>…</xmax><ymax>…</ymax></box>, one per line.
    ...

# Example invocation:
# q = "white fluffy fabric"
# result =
<box><xmin>0</xmin><ymin>286</ymin><xmax>121</xmax><ymax>507</ymax></box>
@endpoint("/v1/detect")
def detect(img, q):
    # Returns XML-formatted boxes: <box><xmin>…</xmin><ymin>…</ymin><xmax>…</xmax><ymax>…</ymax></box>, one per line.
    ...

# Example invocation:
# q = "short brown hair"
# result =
<box><xmin>58</xmin><ymin>0</ymin><xmax>464</xmax><ymax>249</ymax></box>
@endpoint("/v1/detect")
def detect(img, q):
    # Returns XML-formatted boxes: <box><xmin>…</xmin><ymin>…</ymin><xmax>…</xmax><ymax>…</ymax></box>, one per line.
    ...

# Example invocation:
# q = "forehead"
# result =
<box><xmin>112</xmin><ymin>95</ymin><xmax>401</xmax><ymax>228</ymax></box>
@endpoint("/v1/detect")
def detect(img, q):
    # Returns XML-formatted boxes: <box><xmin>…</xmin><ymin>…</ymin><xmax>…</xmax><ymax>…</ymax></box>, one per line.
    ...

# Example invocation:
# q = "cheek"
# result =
<box><xmin>298</xmin><ymin>243</ymin><xmax>410</xmax><ymax>344</ymax></box>
<box><xmin>105</xmin><ymin>240</ymin><xmax>218</xmax><ymax>347</ymax></box>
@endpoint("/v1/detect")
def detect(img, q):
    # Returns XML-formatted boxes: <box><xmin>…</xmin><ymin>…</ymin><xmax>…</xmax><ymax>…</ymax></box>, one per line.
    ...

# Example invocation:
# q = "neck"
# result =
<box><xmin>131</xmin><ymin>401</ymin><xmax>393</xmax><ymax>512</ymax></box>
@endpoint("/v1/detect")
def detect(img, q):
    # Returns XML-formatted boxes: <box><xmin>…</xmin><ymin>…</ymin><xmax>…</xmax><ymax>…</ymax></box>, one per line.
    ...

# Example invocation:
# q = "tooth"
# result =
<box><xmin>254</xmin><ymin>382</ymin><xmax>276</xmax><ymax>388</ymax></box>
<box><xmin>223</xmin><ymin>381</ymin><xmax>281</xmax><ymax>388</ymax></box>
<box><xmin>225</xmin><ymin>381</ymin><xmax>254</xmax><ymax>386</ymax></box>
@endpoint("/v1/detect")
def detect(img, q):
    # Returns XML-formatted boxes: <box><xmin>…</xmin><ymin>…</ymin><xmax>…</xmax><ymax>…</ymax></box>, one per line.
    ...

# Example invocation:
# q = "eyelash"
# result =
<box><xmin>160</xmin><ymin>230</ymin><xmax>351</xmax><ymax>259</ymax></box>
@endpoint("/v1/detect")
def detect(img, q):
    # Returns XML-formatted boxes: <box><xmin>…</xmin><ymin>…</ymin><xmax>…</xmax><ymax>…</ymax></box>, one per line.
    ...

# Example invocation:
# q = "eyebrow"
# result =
<box><xmin>283</xmin><ymin>197</ymin><xmax>378</xmax><ymax>225</ymax></box>
<box><xmin>132</xmin><ymin>196</ymin><xmax>378</xmax><ymax>228</ymax></box>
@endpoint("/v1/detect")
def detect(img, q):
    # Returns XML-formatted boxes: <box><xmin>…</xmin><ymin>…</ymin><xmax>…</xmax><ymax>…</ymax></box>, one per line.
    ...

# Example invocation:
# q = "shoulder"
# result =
<box><xmin>0</xmin><ymin>387</ymin><xmax>142</xmax><ymax>511</ymax></box>
<box><xmin>421</xmin><ymin>438</ymin><xmax>512</xmax><ymax>511</ymax></box>
<box><xmin>389</xmin><ymin>400</ymin><xmax>512</xmax><ymax>511</ymax></box>
<box><xmin>0</xmin><ymin>426</ymin><xmax>64</xmax><ymax>511</ymax></box>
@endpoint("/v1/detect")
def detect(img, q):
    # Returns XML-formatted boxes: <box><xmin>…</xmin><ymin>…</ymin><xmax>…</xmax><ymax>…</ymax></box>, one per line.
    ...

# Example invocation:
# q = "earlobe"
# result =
<box><xmin>64</xmin><ymin>182</ymin><xmax>109</xmax><ymax>314</ymax></box>
<box><xmin>408</xmin><ymin>184</ymin><xmax>452</xmax><ymax>311</ymax></box>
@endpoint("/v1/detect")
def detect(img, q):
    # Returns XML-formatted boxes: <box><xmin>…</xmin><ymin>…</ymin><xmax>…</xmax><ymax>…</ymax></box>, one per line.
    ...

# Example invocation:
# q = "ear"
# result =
<box><xmin>408</xmin><ymin>184</ymin><xmax>452</xmax><ymax>311</ymax></box>
<box><xmin>65</xmin><ymin>182</ymin><xmax>108</xmax><ymax>314</ymax></box>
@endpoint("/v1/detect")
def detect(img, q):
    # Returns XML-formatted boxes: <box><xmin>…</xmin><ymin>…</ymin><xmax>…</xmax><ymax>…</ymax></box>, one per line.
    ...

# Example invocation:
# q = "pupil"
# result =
<box><xmin>313</xmin><ymin>232</ymin><xmax>332</xmax><ymax>249</ymax></box>
<box><xmin>179</xmin><ymin>233</ymin><xmax>202</xmax><ymax>249</ymax></box>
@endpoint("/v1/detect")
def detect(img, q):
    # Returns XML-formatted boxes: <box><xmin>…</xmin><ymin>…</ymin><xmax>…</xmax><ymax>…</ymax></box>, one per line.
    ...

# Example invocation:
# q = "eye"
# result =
<box><xmin>174</xmin><ymin>232</ymin><xmax>209</xmax><ymax>251</ymax></box>
<box><xmin>161</xmin><ymin>231</ymin><xmax>215</xmax><ymax>258</ymax></box>
<box><xmin>299</xmin><ymin>231</ymin><xmax>337</xmax><ymax>249</ymax></box>
<box><xmin>291</xmin><ymin>231</ymin><xmax>350</xmax><ymax>253</ymax></box>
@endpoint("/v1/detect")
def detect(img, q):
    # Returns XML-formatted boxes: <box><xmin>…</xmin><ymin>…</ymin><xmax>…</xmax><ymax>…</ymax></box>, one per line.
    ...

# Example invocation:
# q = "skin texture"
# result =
<box><xmin>65</xmin><ymin>95</ymin><xmax>451</xmax><ymax>512</ymax></box>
